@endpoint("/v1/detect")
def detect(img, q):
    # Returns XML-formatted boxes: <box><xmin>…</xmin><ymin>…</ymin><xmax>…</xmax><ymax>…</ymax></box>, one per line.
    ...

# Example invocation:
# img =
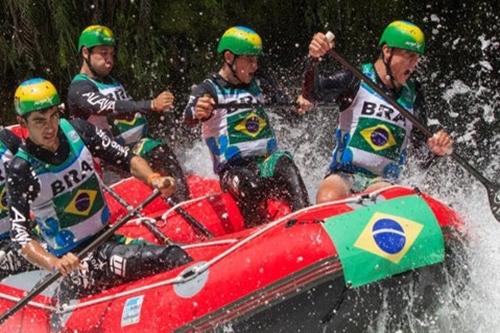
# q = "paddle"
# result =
<box><xmin>166</xmin><ymin>197</ymin><xmax>213</xmax><ymax>239</ymax></box>
<box><xmin>216</xmin><ymin>101</ymin><xmax>334</xmax><ymax>109</ymax></box>
<box><xmin>317</xmin><ymin>31</ymin><xmax>500</xmax><ymax>222</ymax></box>
<box><xmin>101</xmin><ymin>182</ymin><xmax>172</xmax><ymax>245</ymax></box>
<box><xmin>0</xmin><ymin>189</ymin><xmax>161</xmax><ymax>325</ymax></box>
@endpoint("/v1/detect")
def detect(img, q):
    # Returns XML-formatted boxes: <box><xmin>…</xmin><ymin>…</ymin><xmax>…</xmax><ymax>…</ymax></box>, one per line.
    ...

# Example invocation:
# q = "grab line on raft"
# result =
<box><xmin>58</xmin><ymin>185</ymin><xmax>406</xmax><ymax>313</ymax></box>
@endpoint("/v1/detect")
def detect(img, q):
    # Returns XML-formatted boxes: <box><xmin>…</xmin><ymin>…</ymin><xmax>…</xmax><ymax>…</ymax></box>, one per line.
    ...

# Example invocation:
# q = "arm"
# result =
<box><xmin>183</xmin><ymin>81</ymin><xmax>218</xmax><ymax>126</ymax></box>
<box><xmin>67</xmin><ymin>79</ymin><xmax>152</xmax><ymax>119</ymax></box>
<box><xmin>298</xmin><ymin>32</ymin><xmax>358</xmax><ymax>113</ymax></box>
<box><xmin>71</xmin><ymin>119</ymin><xmax>176</xmax><ymax>197</ymax></box>
<box><xmin>71</xmin><ymin>118</ymin><xmax>134</xmax><ymax>172</ymax></box>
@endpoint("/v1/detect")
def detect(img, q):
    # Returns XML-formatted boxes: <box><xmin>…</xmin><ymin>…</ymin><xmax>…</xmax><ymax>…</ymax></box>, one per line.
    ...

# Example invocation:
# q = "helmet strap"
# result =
<box><xmin>82</xmin><ymin>47</ymin><xmax>102</xmax><ymax>78</ymax></box>
<box><xmin>223</xmin><ymin>52</ymin><xmax>244</xmax><ymax>85</ymax></box>
<box><xmin>382</xmin><ymin>48</ymin><xmax>398</xmax><ymax>90</ymax></box>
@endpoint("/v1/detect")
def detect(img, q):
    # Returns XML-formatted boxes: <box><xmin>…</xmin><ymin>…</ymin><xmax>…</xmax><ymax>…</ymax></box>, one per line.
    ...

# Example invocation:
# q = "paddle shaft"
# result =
<box><xmin>216</xmin><ymin>101</ymin><xmax>334</xmax><ymax>109</ymax></box>
<box><xmin>327</xmin><ymin>48</ymin><xmax>496</xmax><ymax>189</ymax></box>
<box><xmin>101</xmin><ymin>183</ymin><xmax>172</xmax><ymax>245</ymax></box>
<box><xmin>0</xmin><ymin>189</ymin><xmax>160</xmax><ymax>325</ymax></box>
<box><xmin>166</xmin><ymin>198</ymin><xmax>213</xmax><ymax>238</ymax></box>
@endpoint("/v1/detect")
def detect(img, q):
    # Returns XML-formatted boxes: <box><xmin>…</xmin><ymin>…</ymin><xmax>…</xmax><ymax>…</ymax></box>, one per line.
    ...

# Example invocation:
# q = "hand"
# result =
<box><xmin>148</xmin><ymin>173</ymin><xmax>176</xmax><ymax>198</ymax></box>
<box><xmin>296</xmin><ymin>95</ymin><xmax>314</xmax><ymax>115</ymax></box>
<box><xmin>152</xmin><ymin>91</ymin><xmax>175</xmax><ymax>112</ymax></box>
<box><xmin>50</xmin><ymin>252</ymin><xmax>81</xmax><ymax>276</ymax></box>
<box><xmin>309</xmin><ymin>32</ymin><xmax>335</xmax><ymax>59</ymax></box>
<box><xmin>427</xmin><ymin>129</ymin><xmax>454</xmax><ymax>156</ymax></box>
<box><xmin>194</xmin><ymin>95</ymin><xmax>215</xmax><ymax>121</ymax></box>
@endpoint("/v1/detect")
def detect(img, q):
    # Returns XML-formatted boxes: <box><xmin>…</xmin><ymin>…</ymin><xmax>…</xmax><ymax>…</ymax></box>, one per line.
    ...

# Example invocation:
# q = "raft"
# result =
<box><xmin>0</xmin><ymin>175</ymin><xmax>467</xmax><ymax>333</ymax></box>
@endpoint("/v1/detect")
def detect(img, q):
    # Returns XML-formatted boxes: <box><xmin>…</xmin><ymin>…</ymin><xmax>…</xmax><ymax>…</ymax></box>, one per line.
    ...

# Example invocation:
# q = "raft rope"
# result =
<box><xmin>158</xmin><ymin>194</ymin><xmax>213</xmax><ymax>227</ymax></box>
<box><xmin>0</xmin><ymin>185</ymin><xmax>405</xmax><ymax>313</ymax></box>
<box><xmin>0</xmin><ymin>292</ymin><xmax>57</xmax><ymax>312</ymax></box>
<box><xmin>57</xmin><ymin>185</ymin><xmax>405</xmax><ymax>313</ymax></box>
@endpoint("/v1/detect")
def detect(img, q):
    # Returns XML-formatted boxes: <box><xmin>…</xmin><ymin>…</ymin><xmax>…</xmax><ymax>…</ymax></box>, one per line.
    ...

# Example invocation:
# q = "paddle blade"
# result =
<box><xmin>487</xmin><ymin>184</ymin><xmax>500</xmax><ymax>222</ymax></box>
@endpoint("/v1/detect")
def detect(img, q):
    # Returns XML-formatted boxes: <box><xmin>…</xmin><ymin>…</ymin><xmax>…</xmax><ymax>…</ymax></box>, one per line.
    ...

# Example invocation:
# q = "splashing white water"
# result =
<box><xmin>177</xmin><ymin>92</ymin><xmax>498</xmax><ymax>332</ymax></box>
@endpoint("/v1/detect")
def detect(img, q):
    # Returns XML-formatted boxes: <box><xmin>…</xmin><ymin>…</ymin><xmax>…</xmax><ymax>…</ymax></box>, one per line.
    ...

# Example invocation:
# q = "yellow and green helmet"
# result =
<box><xmin>378</xmin><ymin>20</ymin><xmax>425</xmax><ymax>55</ymax></box>
<box><xmin>217</xmin><ymin>26</ymin><xmax>263</xmax><ymax>56</ymax></box>
<box><xmin>78</xmin><ymin>25</ymin><xmax>115</xmax><ymax>52</ymax></box>
<box><xmin>14</xmin><ymin>78</ymin><xmax>61</xmax><ymax>116</ymax></box>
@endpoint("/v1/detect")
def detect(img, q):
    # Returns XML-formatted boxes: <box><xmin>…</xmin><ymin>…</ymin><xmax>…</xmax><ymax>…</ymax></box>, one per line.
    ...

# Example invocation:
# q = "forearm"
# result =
<box><xmin>130</xmin><ymin>155</ymin><xmax>176</xmax><ymax>198</ymax></box>
<box><xmin>129</xmin><ymin>155</ymin><xmax>157</xmax><ymax>185</ymax></box>
<box><xmin>301</xmin><ymin>58</ymin><xmax>320</xmax><ymax>101</ymax></box>
<box><xmin>21</xmin><ymin>240</ymin><xmax>58</xmax><ymax>272</ymax></box>
<box><xmin>72</xmin><ymin>119</ymin><xmax>133</xmax><ymax>172</ymax></box>
<box><xmin>114</xmin><ymin>99</ymin><xmax>152</xmax><ymax>115</ymax></box>
<box><xmin>68</xmin><ymin>81</ymin><xmax>152</xmax><ymax>117</ymax></box>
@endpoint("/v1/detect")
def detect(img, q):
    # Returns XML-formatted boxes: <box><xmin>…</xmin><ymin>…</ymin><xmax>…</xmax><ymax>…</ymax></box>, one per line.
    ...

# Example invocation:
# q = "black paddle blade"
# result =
<box><xmin>487</xmin><ymin>183</ymin><xmax>500</xmax><ymax>222</ymax></box>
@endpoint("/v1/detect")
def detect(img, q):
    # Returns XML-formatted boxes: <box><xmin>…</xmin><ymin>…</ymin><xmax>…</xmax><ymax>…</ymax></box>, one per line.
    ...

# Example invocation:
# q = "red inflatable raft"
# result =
<box><xmin>0</xmin><ymin>175</ymin><xmax>467</xmax><ymax>333</ymax></box>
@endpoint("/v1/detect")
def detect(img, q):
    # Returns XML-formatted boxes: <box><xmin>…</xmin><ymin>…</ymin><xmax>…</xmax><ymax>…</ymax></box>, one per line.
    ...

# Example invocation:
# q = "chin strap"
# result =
<box><xmin>382</xmin><ymin>48</ymin><xmax>398</xmax><ymax>91</ymax></box>
<box><xmin>82</xmin><ymin>48</ymin><xmax>101</xmax><ymax>78</ymax></box>
<box><xmin>223</xmin><ymin>53</ymin><xmax>244</xmax><ymax>84</ymax></box>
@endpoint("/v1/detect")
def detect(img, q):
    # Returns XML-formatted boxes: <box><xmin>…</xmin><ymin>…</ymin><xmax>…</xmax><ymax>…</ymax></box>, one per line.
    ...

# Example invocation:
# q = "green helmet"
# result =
<box><xmin>217</xmin><ymin>26</ymin><xmax>263</xmax><ymax>56</ymax></box>
<box><xmin>378</xmin><ymin>20</ymin><xmax>425</xmax><ymax>55</ymax></box>
<box><xmin>78</xmin><ymin>25</ymin><xmax>115</xmax><ymax>52</ymax></box>
<box><xmin>14</xmin><ymin>78</ymin><xmax>61</xmax><ymax>116</ymax></box>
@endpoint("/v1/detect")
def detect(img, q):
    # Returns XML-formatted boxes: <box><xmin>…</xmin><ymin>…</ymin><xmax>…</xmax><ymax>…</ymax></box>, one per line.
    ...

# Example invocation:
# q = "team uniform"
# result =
<box><xmin>184</xmin><ymin>73</ymin><xmax>309</xmax><ymax>225</ymax></box>
<box><xmin>8</xmin><ymin>119</ymin><xmax>190</xmax><ymax>298</ymax></box>
<box><xmin>306</xmin><ymin>63</ymin><xmax>432</xmax><ymax>191</ymax></box>
<box><xmin>67</xmin><ymin>73</ymin><xmax>189</xmax><ymax>201</ymax></box>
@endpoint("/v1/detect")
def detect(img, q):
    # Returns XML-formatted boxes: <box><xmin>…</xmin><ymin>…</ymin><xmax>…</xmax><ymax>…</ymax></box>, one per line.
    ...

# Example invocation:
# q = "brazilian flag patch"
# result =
<box><xmin>350</xmin><ymin>117</ymin><xmax>406</xmax><ymax>160</ymax></box>
<box><xmin>322</xmin><ymin>195</ymin><xmax>445</xmax><ymax>287</ymax></box>
<box><xmin>227</xmin><ymin>107</ymin><xmax>272</xmax><ymax>144</ymax></box>
<box><xmin>54</xmin><ymin>175</ymin><xmax>105</xmax><ymax>228</ymax></box>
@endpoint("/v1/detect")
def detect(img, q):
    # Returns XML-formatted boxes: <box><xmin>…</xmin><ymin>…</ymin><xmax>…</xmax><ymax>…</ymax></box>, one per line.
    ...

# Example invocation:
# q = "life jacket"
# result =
<box><xmin>329</xmin><ymin>63</ymin><xmax>416</xmax><ymax>179</ymax></box>
<box><xmin>16</xmin><ymin>119</ymin><xmax>109</xmax><ymax>256</ymax></box>
<box><xmin>200</xmin><ymin>76</ymin><xmax>278</xmax><ymax>173</ymax></box>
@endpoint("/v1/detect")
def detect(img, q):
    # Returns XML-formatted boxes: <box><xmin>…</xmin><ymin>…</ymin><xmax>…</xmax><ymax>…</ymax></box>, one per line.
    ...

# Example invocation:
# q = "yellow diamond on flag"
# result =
<box><xmin>354</xmin><ymin>212</ymin><xmax>423</xmax><ymax>264</ymax></box>
<box><xmin>360</xmin><ymin>124</ymin><xmax>397</xmax><ymax>151</ymax></box>
<box><xmin>115</xmin><ymin>117</ymin><xmax>140</xmax><ymax>127</ymax></box>
<box><xmin>64</xmin><ymin>189</ymin><xmax>98</xmax><ymax>217</ymax></box>
<box><xmin>234</xmin><ymin>111</ymin><xmax>267</xmax><ymax>138</ymax></box>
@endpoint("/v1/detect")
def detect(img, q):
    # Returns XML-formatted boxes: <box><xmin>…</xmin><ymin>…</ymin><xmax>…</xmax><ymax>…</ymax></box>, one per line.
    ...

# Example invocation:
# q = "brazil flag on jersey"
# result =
<box><xmin>227</xmin><ymin>107</ymin><xmax>273</xmax><ymax>145</ymax></box>
<box><xmin>53</xmin><ymin>174</ymin><xmax>105</xmax><ymax>228</ymax></box>
<box><xmin>322</xmin><ymin>195</ymin><xmax>444</xmax><ymax>287</ymax></box>
<box><xmin>349</xmin><ymin>117</ymin><xmax>406</xmax><ymax>161</ymax></box>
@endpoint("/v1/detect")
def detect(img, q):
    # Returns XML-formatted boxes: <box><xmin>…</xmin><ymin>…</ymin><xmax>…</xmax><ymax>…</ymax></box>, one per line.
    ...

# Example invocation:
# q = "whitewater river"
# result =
<box><xmin>179</xmin><ymin>85</ymin><xmax>499</xmax><ymax>332</ymax></box>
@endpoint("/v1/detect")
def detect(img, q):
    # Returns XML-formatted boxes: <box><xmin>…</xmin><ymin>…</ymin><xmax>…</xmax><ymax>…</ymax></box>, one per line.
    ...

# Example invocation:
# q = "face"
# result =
<box><xmin>84</xmin><ymin>45</ymin><xmax>115</xmax><ymax>76</ymax></box>
<box><xmin>227</xmin><ymin>53</ymin><xmax>259</xmax><ymax>84</ymax></box>
<box><xmin>22</xmin><ymin>107</ymin><xmax>60</xmax><ymax>152</ymax></box>
<box><xmin>384</xmin><ymin>46</ymin><xmax>421</xmax><ymax>85</ymax></box>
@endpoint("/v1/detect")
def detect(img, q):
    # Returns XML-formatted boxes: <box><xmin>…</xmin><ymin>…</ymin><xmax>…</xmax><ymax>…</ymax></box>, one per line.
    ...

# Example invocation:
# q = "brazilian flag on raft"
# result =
<box><xmin>322</xmin><ymin>195</ymin><xmax>445</xmax><ymax>288</ymax></box>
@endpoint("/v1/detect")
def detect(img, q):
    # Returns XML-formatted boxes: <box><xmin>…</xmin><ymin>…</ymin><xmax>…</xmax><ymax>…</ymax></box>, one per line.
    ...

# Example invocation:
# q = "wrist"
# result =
<box><xmin>147</xmin><ymin>172</ymin><xmax>162</xmax><ymax>187</ymax></box>
<box><xmin>151</xmin><ymin>99</ymin><xmax>157</xmax><ymax>112</ymax></box>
